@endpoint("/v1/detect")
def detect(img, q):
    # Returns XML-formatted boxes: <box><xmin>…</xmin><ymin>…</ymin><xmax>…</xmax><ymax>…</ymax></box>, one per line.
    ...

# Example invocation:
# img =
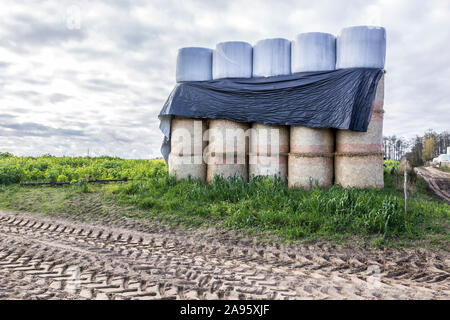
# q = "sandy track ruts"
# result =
<box><xmin>0</xmin><ymin>211</ymin><xmax>448</xmax><ymax>300</ymax></box>
<box><xmin>415</xmin><ymin>167</ymin><xmax>450</xmax><ymax>204</ymax></box>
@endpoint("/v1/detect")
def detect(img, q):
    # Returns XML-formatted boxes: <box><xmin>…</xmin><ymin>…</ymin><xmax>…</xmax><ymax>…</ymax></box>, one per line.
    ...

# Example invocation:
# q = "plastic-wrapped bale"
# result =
<box><xmin>252</xmin><ymin>38</ymin><xmax>291</xmax><ymax>77</ymax></box>
<box><xmin>169</xmin><ymin>46</ymin><xmax>212</xmax><ymax>181</ymax></box>
<box><xmin>176</xmin><ymin>47</ymin><xmax>213</xmax><ymax>82</ymax></box>
<box><xmin>335</xmin><ymin>74</ymin><xmax>385</xmax><ymax>188</ymax></box>
<box><xmin>169</xmin><ymin>116</ymin><xmax>207</xmax><ymax>181</ymax></box>
<box><xmin>249</xmin><ymin>123</ymin><xmax>289</xmax><ymax>179</ymax></box>
<box><xmin>249</xmin><ymin>38</ymin><xmax>290</xmax><ymax>179</ymax></box>
<box><xmin>291</xmin><ymin>32</ymin><xmax>336</xmax><ymax>72</ymax></box>
<box><xmin>336</xmin><ymin>26</ymin><xmax>386</xmax><ymax>69</ymax></box>
<box><xmin>206</xmin><ymin>119</ymin><xmax>249</xmax><ymax>183</ymax></box>
<box><xmin>213</xmin><ymin>41</ymin><xmax>252</xmax><ymax>79</ymax></box>
<box><xmin>288</xmin><ymin>127</ymin><xmax>334</xmax><ymax>189</ymax></box>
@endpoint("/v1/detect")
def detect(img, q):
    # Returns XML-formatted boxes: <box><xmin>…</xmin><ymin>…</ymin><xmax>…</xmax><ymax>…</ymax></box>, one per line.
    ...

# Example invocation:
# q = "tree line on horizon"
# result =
<box><xmin>383</xmin><ymin>129</ymin><xmax>449</xmax><ymax>166</ymax></box>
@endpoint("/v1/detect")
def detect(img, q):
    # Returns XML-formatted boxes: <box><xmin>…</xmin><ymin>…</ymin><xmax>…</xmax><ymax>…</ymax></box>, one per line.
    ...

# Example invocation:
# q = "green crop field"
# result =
<box><xmin>0</xmin><ymin>152</ymin><xmax>448</xmax><ymax>248</ymax></box>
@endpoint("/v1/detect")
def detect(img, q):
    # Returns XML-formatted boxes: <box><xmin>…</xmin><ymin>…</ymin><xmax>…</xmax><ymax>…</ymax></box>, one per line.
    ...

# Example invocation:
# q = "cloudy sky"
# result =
<box><xmin>0</xmin><ymin>0</ymin><xmax>448</xmax><ymax>158</ymax></box>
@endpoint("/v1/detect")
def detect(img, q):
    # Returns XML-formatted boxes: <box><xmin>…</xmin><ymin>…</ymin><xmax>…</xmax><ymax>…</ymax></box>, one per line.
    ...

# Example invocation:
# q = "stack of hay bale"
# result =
<box><xmin>168</xmin><ymin>47</ymin><xmax>211</xmax><ymax>182</ymax></box>
<box><xmin>167</xmin><ymin>26</ymin><xmax>386</xmax><ymax>190</ymax></box>
<box><xmin>250</xmin><ymin>38</ymin><xmax>291</xmax><ymax>180</ymax></box>
<box><xmin>334</xmin><ymin>26</ymin><xmax>386</xmax><ymax>189</ymax></box>
<box><xmin>288</xmin><ymin>32</ymin><xmax>336</xmax><ymax>189</ymax></box>
<box><xmin>207</xmin><ymin>41</ymin><xmax>252</xmax><ymax>183</ymax></box>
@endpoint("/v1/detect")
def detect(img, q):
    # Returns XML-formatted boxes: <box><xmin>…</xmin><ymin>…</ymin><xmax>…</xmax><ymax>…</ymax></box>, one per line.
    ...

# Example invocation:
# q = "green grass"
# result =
<box><xmin>0</xmin><ymin>154</ymin><xmax>448</xmax><ymax>248</ymax></box>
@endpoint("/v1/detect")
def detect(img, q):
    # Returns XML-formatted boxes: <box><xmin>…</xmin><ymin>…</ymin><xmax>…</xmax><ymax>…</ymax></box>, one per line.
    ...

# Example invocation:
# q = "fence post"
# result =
<box><xmin>404</xmin><ymin>171</ymin><xmax>408</xmax><ymax>218</ymax></box>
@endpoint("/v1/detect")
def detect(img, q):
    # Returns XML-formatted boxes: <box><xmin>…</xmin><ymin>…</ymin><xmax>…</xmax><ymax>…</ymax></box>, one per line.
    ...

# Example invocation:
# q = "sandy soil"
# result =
<box><xmin>0</xmin><ymin>210</ymin><xmax>448</xmax><ymax>300</ymax></box>
<box><xmin>415</xmin><ymin>167</ymin><xmax>450</xmax><ymax>203</ymax></box>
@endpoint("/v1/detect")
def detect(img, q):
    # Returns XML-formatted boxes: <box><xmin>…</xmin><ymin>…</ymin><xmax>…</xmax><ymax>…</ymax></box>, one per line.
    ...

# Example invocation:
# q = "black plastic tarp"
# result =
<box><xmin>159</xmin><ymin>67</ymin><xmax>383</xmax><ymax>162</ymax></box>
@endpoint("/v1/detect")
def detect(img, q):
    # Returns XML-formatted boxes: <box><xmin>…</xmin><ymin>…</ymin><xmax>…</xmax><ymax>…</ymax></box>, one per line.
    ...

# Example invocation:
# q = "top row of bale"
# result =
<box><xmin>176</xmin><ymin>25</ymin><xmax>386</xmax><ymax>82</ymax></box>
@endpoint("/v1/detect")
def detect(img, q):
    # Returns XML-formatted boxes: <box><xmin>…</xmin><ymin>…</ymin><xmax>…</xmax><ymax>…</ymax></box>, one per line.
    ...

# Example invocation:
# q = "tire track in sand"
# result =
<box><xmin>0</xmin><ymin>211</ymin><xmax>448</xmax><ymax>300</ymax></box>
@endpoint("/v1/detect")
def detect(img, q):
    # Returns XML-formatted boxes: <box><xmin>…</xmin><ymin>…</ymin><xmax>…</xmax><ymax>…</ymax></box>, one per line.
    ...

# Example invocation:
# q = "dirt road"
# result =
<box><xmin>415</xmin><ymin>167</ymin><xmax>450</xmax><ymax>204</ymax></box>
<box><xmin>0</xmin><ymin>210</ymin><xmax>448</xmax><ymax>300</ymax></box>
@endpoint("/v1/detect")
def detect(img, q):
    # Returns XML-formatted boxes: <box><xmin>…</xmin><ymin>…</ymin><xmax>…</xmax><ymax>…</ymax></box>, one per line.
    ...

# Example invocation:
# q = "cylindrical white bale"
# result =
<box><xmin>289</xmin><ymin>127</ymin><xmax>334</xmax><ymax>189</ymax></box>
<box><xmin>168</xmin><ymin>154</ymin><xmax>206</xmax><ymax>182</ymax></box>
<box><xmin>170</xmin><ymin>116</ymin><xmax>207</xmax><ymax>156</ymax></box>
<box><xmin>213</xmin><ymin>41</ymin><xmax>252</xmax><ymax>79</ymax></box>
<box><xmin>252</xmin><ymin>38</ymin><xmax>291</xmax><ymax>77</ymax></box>
<box><xmin>447</xmin><ymin>147</ymin><xmax>450</xmax><ymax>155</ymax></box>
<box><xmin>335</xmin><ymin>155</ymin><xmax>384</xmax><ymax>189</ymax></box>
<box><xmin>249</xmin><ymin>123</ymin><xmax>289</xmax><ymax>179</ymax></box>
<box><xmin>291</xmin><ymin>32</ymin><xmax>336</xmax><ymax>73</ymax></box>
<box><xmin>336</xmin><ymin>26</ymin><xmax>386</xmax><ymax>69</ymax></box>
<box><xmin>176</xmin><ymin>47</ymin><xmax>213</xmax><ymax>82</ymax></box>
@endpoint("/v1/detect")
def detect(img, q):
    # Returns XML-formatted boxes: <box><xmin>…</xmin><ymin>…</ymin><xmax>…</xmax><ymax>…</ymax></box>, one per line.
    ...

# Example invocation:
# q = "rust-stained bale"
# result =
<box><xmin>335</xmin><ymin>154</ymin><xmax>384</xmax><ymax>189</ymax></box>
<box><xmin>289</xmin><ymin>127</ymin><xmax>334</xmax><ymax>189</ymax></box>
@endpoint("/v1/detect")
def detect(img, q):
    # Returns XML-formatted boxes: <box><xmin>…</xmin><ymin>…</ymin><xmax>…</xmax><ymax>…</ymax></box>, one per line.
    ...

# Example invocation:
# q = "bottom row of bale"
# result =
<box><xmin>168</xmin><ymin>117</ymin><xmax>384</xmax><ymax>189</ymax></box>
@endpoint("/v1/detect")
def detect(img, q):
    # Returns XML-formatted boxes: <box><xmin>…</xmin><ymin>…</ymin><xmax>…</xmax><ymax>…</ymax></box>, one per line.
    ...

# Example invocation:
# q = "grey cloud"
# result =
<box><xmin>0</xmin><ymin>122</ymin><xmax>85</xmax><ymax>137</ymax></box>
<box><xmin>69</xmin><ymin>47</ymin><xmax>115</xmax><ymax>60</ymax></box>
<box><xmin>9</xmin><ymin>108</ymin><xmax>30</xmax><ymax>114</ymax></box>
<box><xmin>3</xmin><ymin>14</ymin><xmax>86</xmax><ymax>49</ymax></box>
<box><xmin>49</xmin><ymin>93</ymin><xmax>72</xmax><ymax>104</ymax></box>
<box><xmin>11</xmin><ymin>90</ymin><xmax>40</xmax><ymax>98</ymax></box>
<box><xmin>0</xmin><ymin>114</ymin><xmax>16</xmax><ymax>119</ymax></box>
<box><xmin>19</xmin><ymin>78</ymin><xmax>50</xmax><ymax>86</ymax></box>
<box><xmin>80</xmin><ymin>78</ymin><xmax>128</xmax><ymax>92</ymax></box>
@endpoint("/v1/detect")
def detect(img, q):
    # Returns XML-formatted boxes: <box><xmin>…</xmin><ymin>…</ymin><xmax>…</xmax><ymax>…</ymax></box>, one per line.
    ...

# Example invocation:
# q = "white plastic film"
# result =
<box><xmin>213</xmin><ymin>41</ymin><xmax>253</xmax><ymax>79</ymax></box>
<box><xmin>176</xmin><ymin>47</ymin><xmax>213</xmax><ymax>82</ymax></box>
<box><xmin>291</xmin><ymin>32</ymin><xmax>336</xmax><ymax>73</ymax></box>
<box><xmin>336</xmin><ymin>26</ymin><xmax>386</xmax><ymax>69</ymax></box>
<box><xmin>252</xmin><ymin>38</ymin><xmax>291</xmax><ymax>77</ymax></box>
